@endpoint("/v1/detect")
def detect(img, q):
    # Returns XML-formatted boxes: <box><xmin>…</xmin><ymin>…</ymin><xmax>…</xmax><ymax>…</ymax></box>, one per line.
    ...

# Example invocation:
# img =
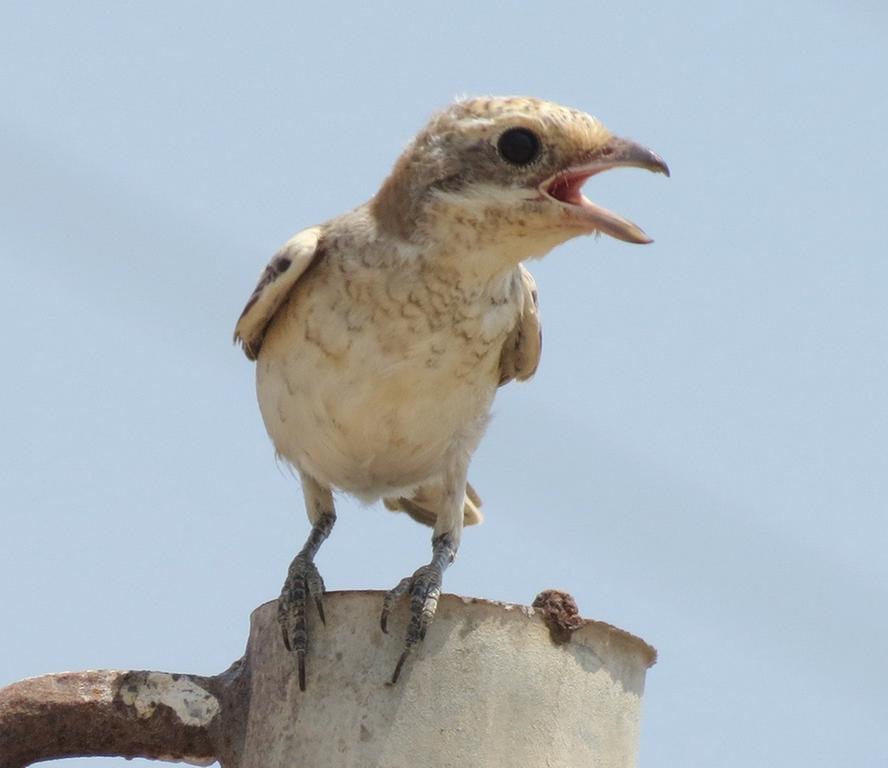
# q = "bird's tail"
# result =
<box><xmin>384</xmin><ymin>481</ymin><xmax>484</xmax><ymax>527</ymax></box>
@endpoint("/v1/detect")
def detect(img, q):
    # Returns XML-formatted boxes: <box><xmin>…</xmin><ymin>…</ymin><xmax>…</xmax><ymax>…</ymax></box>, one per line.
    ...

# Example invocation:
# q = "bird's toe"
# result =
<box><xmin>278</xmin><ymin>553</ymin><xmax>327</xmax><ymax>691</ymax></box>
<box><xmin>381</xmin><ymin>562</ymin><xmax>444</xmax><ymax>683</ymax></box>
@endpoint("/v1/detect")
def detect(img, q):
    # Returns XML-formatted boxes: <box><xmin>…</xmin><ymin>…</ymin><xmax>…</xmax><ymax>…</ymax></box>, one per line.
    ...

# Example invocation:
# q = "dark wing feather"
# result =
<box><xmin>234</xmin><ymin>227</ymin><xmax>321</xmax><ymax>360</ymax></box>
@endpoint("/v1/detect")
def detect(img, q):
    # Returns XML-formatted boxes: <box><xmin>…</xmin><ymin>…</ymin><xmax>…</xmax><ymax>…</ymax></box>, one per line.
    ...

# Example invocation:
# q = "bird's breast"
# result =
<box><xmin>255</xmin><ymin>257</ymin><xmax>521</xmax><ymax>497</ymax></box>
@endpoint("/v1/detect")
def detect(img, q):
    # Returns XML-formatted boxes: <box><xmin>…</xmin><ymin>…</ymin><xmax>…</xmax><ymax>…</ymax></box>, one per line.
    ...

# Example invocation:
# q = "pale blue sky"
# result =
<box><xmin>1</xmin><ymin>2</ymin><xmax>886</xmax><ymax>766</ymax></box>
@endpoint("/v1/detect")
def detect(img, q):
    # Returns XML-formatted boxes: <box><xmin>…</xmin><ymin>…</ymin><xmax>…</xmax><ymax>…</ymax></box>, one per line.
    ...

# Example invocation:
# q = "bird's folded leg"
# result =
<box><xmin>278</xmin><ymin>478</ymin><xmax>336</xmax><ymax>692</ymax></box>
<box><xmin>380</xmin><ymin>531</ymin><xmax>457</xmax><ymax>684</ymax></box>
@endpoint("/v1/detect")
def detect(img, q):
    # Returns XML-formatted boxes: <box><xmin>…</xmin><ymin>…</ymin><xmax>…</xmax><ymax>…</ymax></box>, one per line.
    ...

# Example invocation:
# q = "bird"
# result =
<box><xmin>234</xmin><ymin>96</ymin><xmax>668</xmax><ymax>690</ymax></box>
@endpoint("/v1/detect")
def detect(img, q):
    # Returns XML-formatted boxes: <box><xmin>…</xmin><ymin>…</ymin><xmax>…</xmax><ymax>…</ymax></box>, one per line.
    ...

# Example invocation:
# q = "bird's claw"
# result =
<box><xmin>380</xmin><ymin>562</ymin><xmax>444</xmax><ymax>683</ymax></box>
<box><xmin>278</xmin><ymin>553</ymin><xmax>326</xmax><ymax>691</ymax></box>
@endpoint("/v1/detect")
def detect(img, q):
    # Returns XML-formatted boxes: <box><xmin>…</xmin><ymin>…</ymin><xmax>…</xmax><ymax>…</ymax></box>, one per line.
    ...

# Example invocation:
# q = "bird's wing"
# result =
<box><xmin>234</xmin><ymin>227</ymin><xmax>322</xmax><ymax>360</ymax></box>
<box><xmin>498</xmin><ymin>265</ymin><xmax>542</xmax><ymax>386</ymax></box>
<box><xmin>384</xmin><ymin>481</ymin><xmax>484</xmax><ymax>527</ymax></box>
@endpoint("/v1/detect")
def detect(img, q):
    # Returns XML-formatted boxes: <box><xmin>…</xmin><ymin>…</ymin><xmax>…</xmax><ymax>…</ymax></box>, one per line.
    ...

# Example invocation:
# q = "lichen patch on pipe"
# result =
<box><xmin>72</xmin><ymin>670</ymin><xmax>115</xmax><ymax>703</ymax></box>
<box><xmin>119</xmin><ymin>672</ymin><xmax>220</xmax><ymax>727</ymax></box>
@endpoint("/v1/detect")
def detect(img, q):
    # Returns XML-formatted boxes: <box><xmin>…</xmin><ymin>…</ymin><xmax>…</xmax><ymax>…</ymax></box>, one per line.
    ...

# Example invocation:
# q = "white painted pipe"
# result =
<box><xmin>240</xmin><ymin>591</ymin><xmax>656</xmax><ymax>768</ymax></box>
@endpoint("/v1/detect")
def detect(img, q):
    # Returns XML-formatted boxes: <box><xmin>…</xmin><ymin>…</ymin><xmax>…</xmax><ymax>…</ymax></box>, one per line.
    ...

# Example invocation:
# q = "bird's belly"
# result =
<box><xmin>256</xmin><ymin>316</ymin><xmax>503</xmax><ymax>499</ymax></box>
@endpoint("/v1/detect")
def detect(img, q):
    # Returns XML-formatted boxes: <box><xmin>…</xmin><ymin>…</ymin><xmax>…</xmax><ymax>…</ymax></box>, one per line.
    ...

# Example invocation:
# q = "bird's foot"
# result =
<box><xmin>278</xmin><ymin>552</ymin><xmax>326</xmax><ymax>691</ymax></box>
<box><xmin>380</xmin><ymin>533</ymin><xmax>456</xmax><ymax>684</ymax></box>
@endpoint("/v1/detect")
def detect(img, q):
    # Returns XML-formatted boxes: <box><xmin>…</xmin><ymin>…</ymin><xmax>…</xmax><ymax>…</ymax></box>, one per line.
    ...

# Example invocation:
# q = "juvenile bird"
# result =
<box><xmin>234</xmin><ymin>96</ymin><xmax>668</xmax><ymax>689</ymax></box>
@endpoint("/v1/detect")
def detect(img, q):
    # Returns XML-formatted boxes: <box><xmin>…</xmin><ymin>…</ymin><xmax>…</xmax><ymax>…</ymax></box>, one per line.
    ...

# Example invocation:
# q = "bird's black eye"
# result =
<box><xmin>497</xmin><ymin>127</ymin><xmax>541</xmax><ymax>166</ymax></box>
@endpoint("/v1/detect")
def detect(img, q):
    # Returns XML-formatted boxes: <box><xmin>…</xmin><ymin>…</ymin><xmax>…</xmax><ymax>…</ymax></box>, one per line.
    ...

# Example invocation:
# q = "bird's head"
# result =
<box><xmin>372</xmin><ymin>96</ymin><xmax>669</xmax><ymax>265</ymax></box>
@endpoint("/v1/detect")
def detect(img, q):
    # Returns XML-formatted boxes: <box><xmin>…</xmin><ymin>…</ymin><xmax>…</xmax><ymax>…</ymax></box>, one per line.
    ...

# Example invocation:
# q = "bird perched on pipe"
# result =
<box><xmin>234</xmin><ymin>96</ymin><xmax>668</xmax><ymax>689</ymax></box>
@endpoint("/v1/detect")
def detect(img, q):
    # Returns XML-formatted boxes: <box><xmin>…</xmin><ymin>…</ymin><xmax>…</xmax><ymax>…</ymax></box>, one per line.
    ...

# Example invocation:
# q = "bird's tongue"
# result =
<box><xmin>547</xmin><ymin>173</ymin><xmax>590</xmax><ymax>206</ymax></box>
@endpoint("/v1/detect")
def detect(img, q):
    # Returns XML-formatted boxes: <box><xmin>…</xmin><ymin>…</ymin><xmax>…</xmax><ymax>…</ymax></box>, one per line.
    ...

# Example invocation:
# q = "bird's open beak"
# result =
<box><xmin>540</xmin><ymin>137</ymin><xmax>669</xmax><ymax>244</ymax></box>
